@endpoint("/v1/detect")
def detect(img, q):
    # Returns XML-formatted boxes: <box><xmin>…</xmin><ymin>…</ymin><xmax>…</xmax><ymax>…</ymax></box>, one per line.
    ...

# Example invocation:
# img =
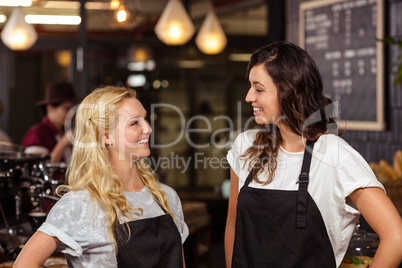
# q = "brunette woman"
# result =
<box><xmin>225</xmin><ymin>41</ymin><xmax>402</xmax><ymax>268</ymax></box>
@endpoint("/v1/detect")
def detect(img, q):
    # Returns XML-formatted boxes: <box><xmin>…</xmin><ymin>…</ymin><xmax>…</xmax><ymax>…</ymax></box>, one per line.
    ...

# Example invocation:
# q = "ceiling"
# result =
<box><xmin>0</xmin><ymin>0</ymin><xmax>268</xmax><ymax>37</ymax></box>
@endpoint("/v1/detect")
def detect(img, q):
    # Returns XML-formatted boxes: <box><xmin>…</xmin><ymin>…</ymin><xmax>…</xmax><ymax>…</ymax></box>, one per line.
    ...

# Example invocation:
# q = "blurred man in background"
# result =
<box><xmin>22</xmin><ymin>82</ymin><xmax>77</xmax><ymax>163</ymax></box>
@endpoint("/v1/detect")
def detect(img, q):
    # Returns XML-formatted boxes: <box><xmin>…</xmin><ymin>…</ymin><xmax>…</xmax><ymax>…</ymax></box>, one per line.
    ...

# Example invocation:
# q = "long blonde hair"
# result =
<box><xmin>56</xmin><ymin>86</ymin><xmax>174</xmax><ymax>249</ymax></box>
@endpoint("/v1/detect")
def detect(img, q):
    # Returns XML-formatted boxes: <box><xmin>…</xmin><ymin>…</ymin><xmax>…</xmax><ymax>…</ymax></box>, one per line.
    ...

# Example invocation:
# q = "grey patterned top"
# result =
<box><xmin>38</xmin><ymin>184</ymin><xmax>189</xmax><ymax>268</ymax></box>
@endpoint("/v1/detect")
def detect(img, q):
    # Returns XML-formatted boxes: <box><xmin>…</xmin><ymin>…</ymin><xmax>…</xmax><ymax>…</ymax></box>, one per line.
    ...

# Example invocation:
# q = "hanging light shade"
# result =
<box><xmin>115</xmin><ymin>0</ymin><xmax>129</xmax><ymax>23</ymax></box>
<box><xmin>110</xmin><ymin>0</ymin><xmax>120</xmax><ymax>10</ymax></box>
<box><xmin>195</xmin><ymin>9</ymin><xmax>227</xmax><ymax>55</ymax></box>
<box><xmin>154</xmin><ymin>0</ymin><xmax>195</xmax><ymax>45</ymax></box>
<box><xmin>116</xmin><ymin>5</ymin><xmax>129</xmax><ymax>22</ymax></box>
<box><xmin>1</xmin><ymin>6</ymin><xmax>37</xmax><ymax>51</ymax></box>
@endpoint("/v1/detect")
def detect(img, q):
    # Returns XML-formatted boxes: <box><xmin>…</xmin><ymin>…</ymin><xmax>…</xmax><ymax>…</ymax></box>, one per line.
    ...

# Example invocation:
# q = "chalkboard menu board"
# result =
<box><xmin>300</xmin><ymin>0</ymin><xmax>385</xmax><ymax>131</ymax></box>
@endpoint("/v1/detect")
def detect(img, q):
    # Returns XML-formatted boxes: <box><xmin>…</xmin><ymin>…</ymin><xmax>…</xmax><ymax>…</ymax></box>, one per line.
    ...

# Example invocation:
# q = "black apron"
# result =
<box><xmin>115</xmin><ymin>204</ymin><xmax>183</xmax><ymax>268</ymax></box>
<box><xmin>232</xmin><ymin>140</ymin><xmax>336</xmax><ymax>268</ymax></box>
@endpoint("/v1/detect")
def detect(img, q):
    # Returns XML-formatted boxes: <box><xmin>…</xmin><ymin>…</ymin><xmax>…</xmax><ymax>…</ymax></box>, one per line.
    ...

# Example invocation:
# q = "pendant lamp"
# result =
<box><xmin>1</xmin><ymin>6</ymin><xmax>38</xmax><ymax>50</ymax></box>
<box><xmin>154</xmin><ymin>0</ymin><xmax>195</xmax><ymax>45</ymax></box>
<box><xmin>110</xmin><ymin>0</ymin><xmax>120</xmax><ymax>10</ymax></box>
<box><xmin>195</xmin><ymin>9</ymin><xmax>227</xmax><ymax>54</ymax></box>
<box><xmin>116</xmin><ymin>6</ymin><xmax>129</xmax><ymax>22</ymax></box>
<box><xmin>115</xmin><ymin>0</ymin><xmax>129</xmax><ymax>23</ymax></box>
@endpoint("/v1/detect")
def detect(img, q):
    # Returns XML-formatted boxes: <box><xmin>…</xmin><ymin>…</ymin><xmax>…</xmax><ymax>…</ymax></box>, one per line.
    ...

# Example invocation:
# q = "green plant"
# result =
<box><xmin>378</xmin><ymin>36</ymin><xmax>402</xmax><ymax>86</ymax></box>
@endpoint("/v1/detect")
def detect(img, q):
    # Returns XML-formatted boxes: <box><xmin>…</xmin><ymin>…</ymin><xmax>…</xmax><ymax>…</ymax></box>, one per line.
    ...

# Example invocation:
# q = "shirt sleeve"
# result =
<box><xmin>163</xmin><ymin>185</ymin><xmax>189</xmax><ymax>244</ymax></box>
<box><xmin>226</xmin><ymin>130</ymin><xmax>260</xmax><ymax>191</ymax></box>
<box><xmin>336</xmin><ymin>148</ymin><xmax>385</xmax><ymax>214</ymax></box>
<box><xmin>226</xmin><ymin>132</ymin><xmax>243</xmax><ymax>177</ymax></box>
<box><xmin>37</xmin><ymin>191</ymin><xmax>92</xmax><ymax>256</ymax></box>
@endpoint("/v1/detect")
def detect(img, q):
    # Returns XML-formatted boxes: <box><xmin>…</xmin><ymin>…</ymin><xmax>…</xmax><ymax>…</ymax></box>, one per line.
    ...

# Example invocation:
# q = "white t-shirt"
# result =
<box><xmin>38</xmin><ymin>184</ymin><xmax>189</xmax><ymax>268</ymax></box>
<box><xmin>227</xmin><ymin>129</ymin><xmax>384</xmax><ymax>267</ymax></box>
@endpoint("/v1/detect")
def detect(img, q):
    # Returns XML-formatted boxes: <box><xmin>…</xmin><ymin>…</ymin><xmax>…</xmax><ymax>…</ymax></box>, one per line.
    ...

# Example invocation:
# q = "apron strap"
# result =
<box><xmin>244</xmin><ymin>173</ymin><xmax>253</xmax><ymax>187</ymax></box>
<box><xmin>296</xmin><ymin>140</ymin><xmax>315</xmax><ymax>229</ymax></box>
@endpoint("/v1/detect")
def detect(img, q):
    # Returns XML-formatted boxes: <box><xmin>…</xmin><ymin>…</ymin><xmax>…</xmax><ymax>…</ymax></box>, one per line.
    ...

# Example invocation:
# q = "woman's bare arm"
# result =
<box><xmin>349</xmin><ymin>187</ymin><xmax>402</xmax><ymax>268</ymax></box>
<box><xmin>13</xmin><ymin>231</ymin><xmax>61</xmax><ymax>268</ymax></box>
<box><xmin>224</xmin><ymin>168</ymin><xmax>239</xmax><ymax>268</ymax></box>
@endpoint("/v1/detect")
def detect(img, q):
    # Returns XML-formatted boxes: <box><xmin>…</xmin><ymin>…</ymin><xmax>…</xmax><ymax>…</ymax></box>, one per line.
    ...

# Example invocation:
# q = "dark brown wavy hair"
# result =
<box><xmin>243</xmin><ymin>41</ymin><xmax>337</xmax><ymax>185</ymax></box>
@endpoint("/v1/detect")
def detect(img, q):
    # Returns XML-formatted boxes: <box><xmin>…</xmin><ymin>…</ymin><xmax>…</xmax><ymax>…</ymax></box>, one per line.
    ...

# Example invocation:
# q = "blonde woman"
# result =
<box><xmin>14</xmin><ymin>86</ymin><xmax>189</xmax><ymax>268</ymax></box>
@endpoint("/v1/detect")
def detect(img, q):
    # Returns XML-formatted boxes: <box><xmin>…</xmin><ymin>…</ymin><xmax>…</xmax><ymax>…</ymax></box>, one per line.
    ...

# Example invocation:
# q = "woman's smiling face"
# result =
<box><xmin>245</xmin><ymin>63</ymin><xmax>282</xmax><ymax>125</ymax></box>
<box><xmin>107</xmin><ymin>97</ymin><xmax>152</xmax><ymax>161</ymax></box>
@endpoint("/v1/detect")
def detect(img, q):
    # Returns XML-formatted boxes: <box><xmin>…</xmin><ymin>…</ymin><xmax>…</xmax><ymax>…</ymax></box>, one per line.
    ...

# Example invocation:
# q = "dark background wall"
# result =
<box><xmin>286</xmin><ymin>0</ymin><xmax>402</xmax><ymax>164</ymax></box>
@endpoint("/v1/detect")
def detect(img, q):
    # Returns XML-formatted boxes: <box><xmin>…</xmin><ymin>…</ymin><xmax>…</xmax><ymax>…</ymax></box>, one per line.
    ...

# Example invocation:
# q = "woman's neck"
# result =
<box><xmin>277</xmin><ymin>124</ymin><xmax>305</xmax><ymax>152</ymax></box>
<box><xmin>111</xmin><ymin>159</ymin><xmax>144</xmax><ymax>192</ymax></box>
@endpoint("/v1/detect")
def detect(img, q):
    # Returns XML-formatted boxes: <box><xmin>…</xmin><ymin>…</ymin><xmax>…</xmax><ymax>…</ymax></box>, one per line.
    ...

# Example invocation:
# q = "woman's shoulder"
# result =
<box><xmin>47</xmin><ymin>189</ymin><xmax>95</xmax><ymax>220</ymax></box>
<box><xmin>232</xmin><ymin>129</ymin><xmax>260</xmax><ymax>148</ymax></box>
<box><xmin>160</xmin><ymin>183</ymin><xmax>184</xmax><ymax>206</ymax></box>
<box><xmin>237</xmin><ymin>128</ymin><xmax>260</xmax><ymax>139</ymax></box>
<box><xmin>227</xmin><ymin>129</ymin><xmax>260</xmax><ymax>165</ymax></box>
<box><xmin>158</xmin><ymin>183</ymin><xmax>179</xmax><ymax>199</ymax></box>
<box><xmin>314</xmin><ymin>134</ymin><xmax>360</xmax><ymax>165</ymax></box>
<box><xmin>316</xmin><ymin>134</ymin><xmax>354</xmax><ymax>152</ymax></box>
<box><xmin>57</xmin><ymin>189</ymin><xmax>91</xmax><ymax>205</ymax></box>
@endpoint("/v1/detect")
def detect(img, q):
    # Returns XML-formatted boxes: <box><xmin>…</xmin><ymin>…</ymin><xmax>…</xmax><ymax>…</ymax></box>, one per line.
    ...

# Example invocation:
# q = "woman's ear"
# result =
<box><xmin>104</xmin><ymin>133</ymin><xmax>114</xmax><ymax>146</ymax></box>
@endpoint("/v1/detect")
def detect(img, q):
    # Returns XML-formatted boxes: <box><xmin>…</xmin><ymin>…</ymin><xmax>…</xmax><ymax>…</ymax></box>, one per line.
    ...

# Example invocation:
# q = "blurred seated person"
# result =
<box><xmin>22</xmin><ymin>82</ymin><xmax>77</xmax><ymax>163</ymax></box>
